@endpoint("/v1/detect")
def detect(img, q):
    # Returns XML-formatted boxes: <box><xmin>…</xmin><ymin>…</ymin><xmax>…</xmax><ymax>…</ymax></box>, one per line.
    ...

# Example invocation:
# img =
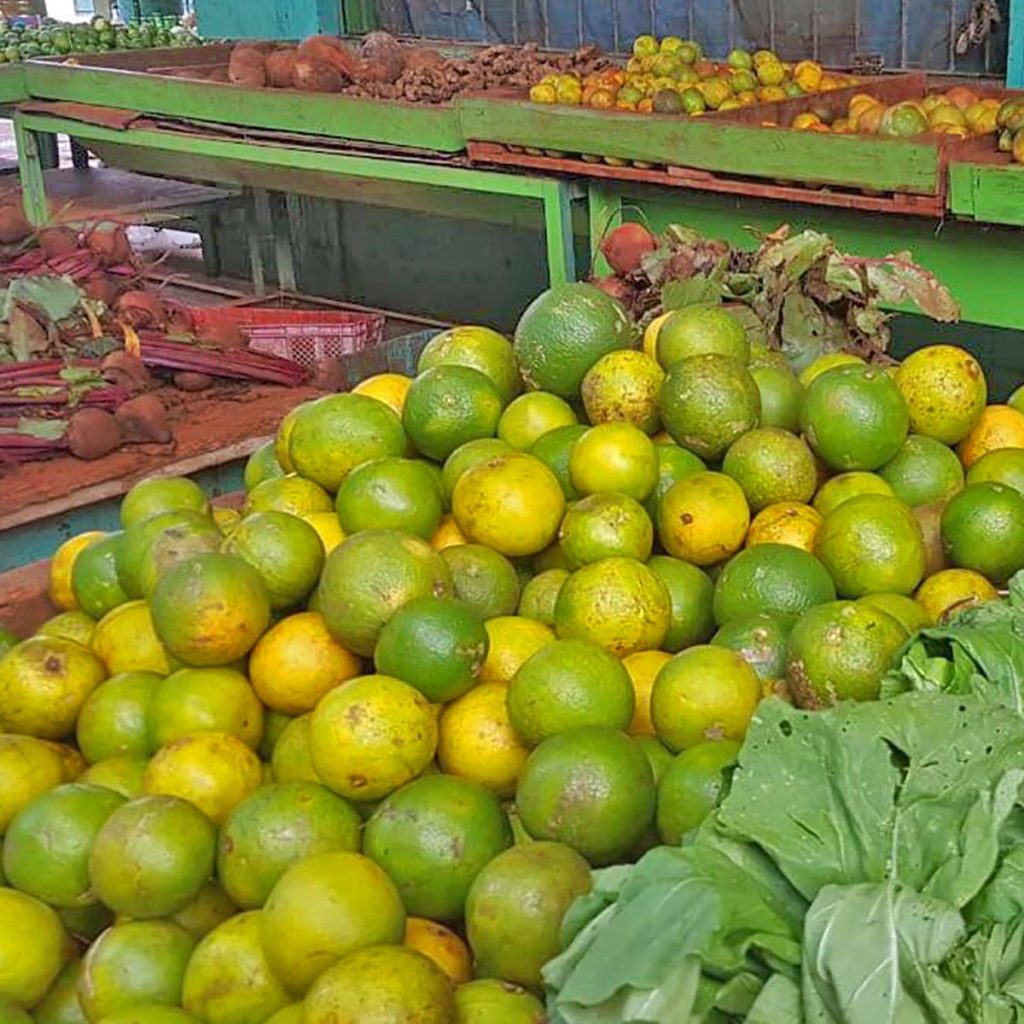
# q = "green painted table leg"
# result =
<box><xmin>14</xmin><ymin>119</ymin><xmax>49</xmax><ymax>226</ymax></box>
<box><xmin>588</xmin><ymin>184</ymin><xmax>624</xmax><ymax>278</ymax></box>
<box><xmin>540</xmin><ymin>180</ymin><xmax>577</xmax><ymax>287</ymax></box>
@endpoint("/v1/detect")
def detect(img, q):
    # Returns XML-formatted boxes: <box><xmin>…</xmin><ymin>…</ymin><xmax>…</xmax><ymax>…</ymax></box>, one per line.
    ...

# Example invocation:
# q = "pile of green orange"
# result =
<box><xmin>3</xmin><ymin>282</ymin><xmax>1024</xmax><ymax>1022</ymax></box>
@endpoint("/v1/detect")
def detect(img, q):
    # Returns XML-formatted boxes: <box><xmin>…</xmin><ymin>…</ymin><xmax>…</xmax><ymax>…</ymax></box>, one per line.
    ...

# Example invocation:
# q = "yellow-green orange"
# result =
<box><xmin>440</xmin><ymin>544</ymin><xmax>521</xmax><ymax>620</ymax></box>
<box><xmin>958</xmin><ymin>405</ymin><xmax>1024</xmax><ymax>468</ymax></box>
<box><xmin>813</xmin><ymin>471</ymin><xmax>894</xmax><ymax>517</ymax></box>
<box><xmin>70</xmin><ymin>533</ymin><xmax>128</xmax><ymax>620</ymax></box>
<box><xmin>746</xmin><ymin>501</ymin><xmax>823</xmax><ymax>553</ymax></box>
<box><xmin>76</xmin><ymin>670</ymin><xmax>160</xmax><ymax>763</ymax></box>
<box><xmin>270</xmin><ymin>715</ymin><xmax>319</xmax><ymax>785</ymax></box>
<box><xmin>418</xmin><ymin>324</ymin><xmax>520</xmax><ymax>404</ymax></box>
<box><xmin>335</xmin><ymin>457</ymin><xmax>443</xmax><ymax>540</ymax></box>
<box><xmin>711</xmin><ymin>612</ymin><xmax>794</xmax><ymax>684</ymax></box>
<box><xmin>0</xmin><ymin>738</ymin><xmax>67</xmax><ymax>836</ymax></box>
<box><xmin>967</xmin><ymin>447</ymin><xmax>1024</xmax><ymax>495</ymax></box>
<box><xmin>442</xmin><ymin>438</ymin><xmax>513</xmax><ymax>501</ymax></box>
<box><xmin>646</xmin><ymin>443</ymin><xmax>706</xmax><ymax>524</ymax></box>
<box><xmin>351</xmin><ymin>373</ymin><xmax>412</xmax><ymax>418</ymax></box>
<box><xmin>498</xmin><ymin>392</ymin><xmax>576</xmax><ymax>451</ymax></box>
<box><xmin>816</xmin><ymin>494</ymin><xmax>926</xmax><ymax>597</ymax></box>
<box><xmin>90</xmin><ymin>600</ymin><xmax>171</xmax><ymax>676</ymax></box>
<box><xmin>148</xmin><ymin>667</ymin><xmax>263</xmax><ymax>751</ymax></box>
<box><xmin>480</xmin><ymin>616</ymin><xmax>555</xmax><ymax>685</ymax></box>
<box><xmin>554</xmin><ymin>557</ymin><xmax>670</xmax><ymax>657</ymax></box>
<box><xmin>559</xmin><ymin>493</ymin><xmax>653</xmax><ymax>568</ymax></box>
<box><xmin>515</xmin><ymin>727</ymin><xmax>655</xmax><ymax>866</ymax></box>
<box><xmin>722</xmin><ymin>428</ymin><xmax>817</xmax><ymax>511</ymax></box>
<box><xmin>260</xmin><ymin>851</ymin><xmax>406</xmax><ymax>995</ymax></box>
<box><xmin>0</xmin><ymin>887</ymin><xmax>68</xmax><ymax>1008</ymax></box>
<box><xmin>655</xmin><ymin>305</ymin><xmax>749</xmax><ymax>368</ymax></box>
<box><xmin>120</xmin><ymin>477</ymin><xmax>210</xmax><ymax>530</ymax></box>
<box><xmin>895</xmin><ymin>345</ymin><xmax>987</xmax><ymax>444</ymax></box>
<box><xmin>648</xmin><ymin>556</ymin><xmax>716</xmax><ymax>653</ymax></box>
<box><xmin>657</xmin><ymin>740</ymin><xmax>740</xmax><ymax>845</ymax></box>
<box><xmin>452</xmin><ymin>454</ymin><xmax>565</xmax><ymax>558</ymax></box>
<box><xmin>940</xmin><ymin>482</ymin><xmax>1024</xmax><ymax>582</ymax></box>
<box><xmin>518</xmin><ymin>569</ymin><xmax>568</xmax><ymax>627</ymax></box>
<box><xmin>310</xmin><ymin>675</ymin><xmax>437</xmax><ymax>801</ymax></box>
<box><xmin>454</xmin><ymin>979</ymin><xmax>546</xmax><ymax>1023</ymax></box>
<box><xmin>879</xmin><ymin>435</ymin><xmax>964</xmax><ymax>507</ymax></box>
<box><xmin>569</xmin><ymin>423</ymin><xmax>658</xmax><ymax>501</ymax></box>
<box><xmin>48</xmin><ymin>531</ymin><xmax>105</xmax><ymax>611</ymax></box>
<box><xmin>786</xmin><ymin>601</ymin><xmax>907</xmax><ymax>706</ymax></box>
<box><xmin>858</xmin><ymin>592</ymin><xmax>930</xmax><ymax>634</ymax></box>
<box><xmin>915</xmin><ymin>568</ymin><xmax>999</xmax><ymax>623</ymax></box>
<box><xmin>528</xmin><ymin>424</ymin><xmax>587</xmax><ymax>500</ymax></box>
<box><xmin>245</xmin><ymin>474</ymin><xmax>332</xmax><ymax>518</ymax></box>
<box><xmin>581</xmin><ymin>349</ymin><xmax>664</xmax><ymax>434</ymax></box>
<box><xmin>404</xmin><ymin>917</ymin><xmax>471</xmax><ymax>986</ymax></box>
<box><xmin>651</xmin><ymin>646</ymin><xmax>761</xmax><ymax>751</ymax></box>
<box><xmin>797</xmin><ymin>351</ymin><xmax>863</xmax><ymax>388</ymax></box>
<box><xmin>124</xmin><ymin>512</ymin><xmax>222</xmax><ymax>600</ymax></box>
<box><xmin>658</xmin><ymin>471</ymin><xmax>750</xmax><ymax>566</ymax></box>
<box><xmin>244</xmin><ymin>441</ymin><xmax>285</xmax><ymax>492</ymax></box>
<box><xmin>751</xmin><ymin>364</ymin><xmax>803</xmax><ymax>432</ymax></box>
<box><xmin>623</xmin><ymin>650</ymin><xmax>672</xmax><ymax>736</ymax></box>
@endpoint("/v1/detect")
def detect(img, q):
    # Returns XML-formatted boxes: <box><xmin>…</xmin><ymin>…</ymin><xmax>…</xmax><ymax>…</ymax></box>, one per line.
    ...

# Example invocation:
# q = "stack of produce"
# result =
<box><xmin>529</xmin><ymin>36</ymin><xmax>858</xmax><ymax>114</ymax></box>
<box><xmin>2</xmin><ymin>236</ymin><xmax>1024</xmax><ymax>1022</ymax></box>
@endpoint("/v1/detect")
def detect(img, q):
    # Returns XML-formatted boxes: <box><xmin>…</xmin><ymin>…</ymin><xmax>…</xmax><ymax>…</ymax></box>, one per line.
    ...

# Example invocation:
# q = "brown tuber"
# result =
<box><xmin>0</xmin><ymin>204</ymin><xmax>32</xmax><ymax>245</ymax></box>
<box><xmin>265</xmin><ymin>48</ymin><xmax>298</xmax><ymax>88</ymax></box>
<box><xmin>173</xmin><ymin>371</ymin><xmax>214</xmax><ymax>392</ymax></box>
<box><xmin>100</xmin><ymin>351</ymin><xmax>152</xmax><ymax>393</ymax></box>
<box><xmin>115</xmin><ymin>394</ymin><xmax>172</xmax><ymax>444</ymax></box>
<box><xmin>66</xmin><ymin>408</ymin><xmax>122</xmax><ymax>460</ymax></box>
<box><xmin>37</xmin><ymin>228</ymin><xmax>79</xmax><ymax>261</ymax></box>
<box><xmin>85</xmin><ymin>224</ymin><xmax>132</xmax><ymax>266</ymax></box>
<box><xmin>293</xmin><ymin>59</ymin><xmax>343</xmax><ymax>93</ymax></box>
<box><xmin>600</xmin><ymin>223</ymin><xmax>657</xmax><ymax>276</ymax></box>
<box><xmin>358</xmin><ymin>31</ymin><xmax>405</xmax><ymax>83</ymax></box>
<box><xmin>228</xmin><ymin>45</ymin><xmax>267</xmax><ymax>88</ymax></box>
<box><xmin>402</xmin><ymin>47</ymin><xmax>444</xmax><ymax>73</ymax></box>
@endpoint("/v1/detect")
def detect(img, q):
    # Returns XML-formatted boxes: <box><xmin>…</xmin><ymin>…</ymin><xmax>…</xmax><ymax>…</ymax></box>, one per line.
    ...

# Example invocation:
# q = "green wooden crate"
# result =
<box><xmin>948</xmin><ymin>159</ymin><xmax>1024</xmax><ymax>227</ymax></box>
<box><xmin>24</xmin><ymin>46</ymin><xmax>465</xmax><ymax>152</ymax></box>
<box><xmin>0</xmin><ymin>64</ymin><xmax>25</xmax><ymax>105</ymax></box>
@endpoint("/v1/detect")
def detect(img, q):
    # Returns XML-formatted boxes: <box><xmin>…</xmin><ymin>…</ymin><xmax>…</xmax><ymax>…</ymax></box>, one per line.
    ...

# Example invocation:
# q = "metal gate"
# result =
<box><xmin>345</xmin><ymin>0</ymin><xmax>1009</xmax><ymax>75</ymax></box>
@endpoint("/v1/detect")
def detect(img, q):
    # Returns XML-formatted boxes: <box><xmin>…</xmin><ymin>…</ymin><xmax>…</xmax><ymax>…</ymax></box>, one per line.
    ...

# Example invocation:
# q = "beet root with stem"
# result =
<box><xmin>66</xmin><ymin>408</ymin><xmax>122</xmax><ymax>460</ymax></box>
<box><xmin>115</xmin><ymin>394</ymin><xmax>172</xmax><ymax>444</ymax></box>
<box><xmin>600</xmin><ymin>223</ymin><xmax>657</xmax><ymax>276</ymax></box>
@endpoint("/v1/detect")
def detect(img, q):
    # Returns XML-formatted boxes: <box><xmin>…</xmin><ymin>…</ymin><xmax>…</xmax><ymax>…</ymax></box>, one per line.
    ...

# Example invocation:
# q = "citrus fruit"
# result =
<box><xmin>221</xmin><ymin>511</ymin><xmax>324</xmax><ymax>610</ymax></box>
<box><xmin>647</xmin><ymin>556</ymin><xmax>716</xmax><ymax>652</ymax></box>
<box><xmin>29</xmin><ymin>960</ymin><xmax>82</xmax><ymax>1024</ymax></box>
<box><xmin>375</xmin><ymin>597</ymin><xmax>488</xmax><ymax>703</ymax></box>
<box><xmin>646</xmin><ymin>443</ymin><xmax>706</xmax><ymax>524</ymax></box>
<box><xmin>554</xmin><ymin>557</ymin><xmax>670</xmax><ymax>656</ymax></box>
<box><xmin>0</xmin><ymin>887</ymin><xmax>68</xmax><ymax>1008</ymax></box>
<box><xmin>914</xmin><ymin>501</ymin><xmax>949</xmax><ymax>578</ymax></box>
<box><xmin>623</xmin><ymin>650</ymin><xmax>671</xmax><ymax>736</ymax></box>
<box><xmin>317</xmin><ymin>529</ymin><xmax>452</xmax><ymax>657</ymax></box>
<box><xmin>746</xmin><ymin>501</ymin><xmax>823</xmax><ymax>553</ymax></box>
<box><xmin>49</xmin><ymin>531</ymin><xmax>105</xmax><ymax>611</ymax></box>
<box><xmin>364</xmin><ymin>774</ymin><xmax>512</xmax><ymax>920</ymax></box>
<box><xmin>440</xmin><ymin>544</ymin><xmax>521</xmax><ymax>620</ymax></box>
<box><xmin>642</xmin><ymin>311</ymin><xmax>673</xmax><ymax>360</ymax></box>
<box><xmin>403</xmin><ymin>366</ymin><xmax>503</xmax><ymax>462</ymax></box>
<box><xmin>249</xmin><ymin>611</ymin><xmax>359</xmax><ymax>715</ymax></box>
<box><xmin>442</xmin><ymin>439</ymin><xmax>513</xmax><ymax>502</ymax></box>
<box><xmin>722</xmin><ymin>428</ymin><xmax>817</xmax><ymax>511</ymax></box>
<box><xmin>712</xmin><ymin>543</ymin><xmax>835</xmax><ymax>626</ymax></box>
<box><xmin>121</xmin><ymin>478</ymin><xmax>210</xmax><ymax>530</ymax></box>
<box><xmin>801</xmin><ymin>363</ymin><xmax>909</xmax><ymax>470</ymax></box>
<box><xmin>656</xmin><ymin>305</ymin><xmax>749</xmax><ymax>368</ymax></box>
<box><xmin>517</xmin><ymin>569</ymin><xmax>568</xmax><ymax>626</ymax></box>
<box><xmin>497</xmin><ymin>393</ymin><xmax>577</xmax><ymax>451</ymax></box>
<box><xmin>857</xmin><ymin>592</ymin><xmax>930</xmax><ymax>635</ymax></box>
<box><xmin>79</xmin><ymin>756</ymin><xmax>148</xmax><ymax>798</ymax></box>
<box><xmin>813</xmin><ymin>471</ymin><xmax>895</xmax><ymax>516</ymax></box>
<box><xmin>182</xmin><ymin>911</ymin><xmax>290</xmax><ymax>1024</ymax></box>
<box><xmin>940</xmin><ymin>481</ymin><xmax>1024</xmax><ymax>582</ymax></box>
<box><xmin>213</xmin><ymin>506</ymin><xmax>242</xmax><ymax>533</ymax></box>
<box><xmin>405</xmin><ymin>918</ymin><xmax>471</xmax><ymax>985</ymax></box>
<box><xmin>418</xmin><ymin>325</ymin><xmax>520</xmax><ymax>404</ymax></box>
<box><xmin>36</xmin><ymin>609</ymin><xmax>95</xmax><ymax>646</ymax></box>
<box><xmin>660</xmin><ymin>354</ymin><xmax>761</xmax><ymax>460</ymax></box>
<box><xmin>455</xmin><ymin>979</ymin><xmax>545</xmax><ymax>1023</ymax></box>
<box><xmin>452</xmin><ymin>454</ymin><xmax>565</xmax><ymax>558</ymax></box>
<box><xmin>656</xmin><ymin>740</ymin><xmax>740</xmax><ymax>845</ymax></box>
<box><xmin>750</xmin><ymin>364</ymin><xmax>803</xmax><ymax>432</ymax></box>
<box><xmin>879</xmin><ymin>434</ymin><xmax>964</xmax><ymax>507</ymax></box>
<box><xmin>310</xmin><ymin>675</ymin><xmax>437</xmax><ymax>802</ymax></box>
<box><xmin>711</xmin><ymin>612</ymin><xmax>795</xmax><ymax>684</ymax></box>
<box><xmin>79</xmin><ymin>920</ymin><xmax>195</xmax><ymax>1022</ymax></box>
<box><xmin>895</xmin><ymin>345</ymin><xmax>987</xmax><ymax>444</ymax></box>
<box><xmin>1011</xmin><ymin>383</ymin><xmax>1024</xmax><ymax>415</ymax></box>
<box><xmin>528</xmin><ymin>423</ymin><xmax>588</xmax><ymax>500</ymax></box>
<box><xmin>261</xmin><ymin>851</ymin><xmax>406</xmax><ymax>995</ymax></box>
<box><xmin>148</xmin><ymin>667</ymin><xmax>264</xmax><ymax>751</ymax></box>
<box><xmin>264</xmin><ymin>1007</ymin><xmax>302</xmax><ymax>1024</ymax></box>
<box><xmin>479</xmin><ymin>617</ymin><xmax>555</xmax><ymax>685</ymax></box>
<box><xmin>651</xmin><ymin>646</ymin><xmax>762</xmax><ymax>751</ymax></box>
<box><xmin>270</xmin><ymin>715</ymin><xmax>319</xmax><ymax>785</ymax></box>
<box><xmin>465</xmin><ymin>841</ymin><xmax>591</xmax><ymax>989</ymax></box>
<box><xmin>88</xmin><ymin>794</ymin><xmax>216</xmax><ymax>917</ymax></box>
<box><xmin>816</xmin><ymin>494</ymin><xmax>927</xmax><ymax>597</ymax></box>
<box><xmin>915</xmin><ymin>568</ymin><xmax>999</xmax><ymax>623</ymax></box>
<box><xmin>431</xmin><ymin>514</ymin><xmax>467</xmax><ymax>551</ymax></box>
<box><xmin>144</xmin><ymin>731</ymin><xmax>261</xmax><ymax>824</ymax></box>
<box><xmin>513</xmin><ymin>282</ymin><xmax>633</xmax><ymax>397</ymax></box>
<box><xmin>967</xmin><ymin>447</ymin><xmax>1024</xmax><ymax>494</ymax></box>
<box><xmin>437</xmin><ymin>682</ymin><xmax>529</xmax><ymax>799</ymax></box>
<box><xmin>305</xmin><ymin>945</ymin><xmax>454</xmax><ymax>1024</ymax></box>
<box><xmin>516</xmin><ymin>727</ymin><xmax>655</xmax><ymax>865</ymax></box>
<box><xmin>334</xmin><ymin>457</ymin><xmax>443</xmax><ymax>542</ymax></box>
<box><xmin>958</xmin><ymin>405</ymin><xmax>1024</xmax><ymax>467</ymax></box>
<box><xmin>88</xmin><ymin>600</ymin><xmax>170</xmax><ymax>676</ymax></box>
<box><xmin>94</xmin><ymin>1009</ymin><xmax>198</xmax><ymax>1024</ymax></box>
<box><xmin>786</xmin><ymin>600</ymin><xmax>907</xmax><ymax>706</ymax></box>
<box><xmin>287</xmin><ymin>393</ymin><xmax>407</xmax><ymax>492</ymax></box>
<box><xmin>581</xmin><ymin>349</ymin><xmax>665</xmax><ymax>434</ymax></box>
<box><xmin>122</xmin><ymin>512</ymin><xmax>222</xmax><ymax>600</ymax></box>
<box><xmin>0</xmin><ymin>635</ymin><xmax>106</xmax><ymax>740</ymax></box>
<box><xmin>75</xmin><ymin>671</ymin><xmax>160</xmax><ymax>764</ymax></box>
<box><xmin>351</xmin><ymin>372</ymin><xmax>413</xmax><ymax>418</ymax></box>
<box><xmin>169</xmin><ymin>880</ymin><xmax>236</xmax><ymax>940</ymax></box>
<box><xmin>658</xmin><ymin>471</ymin><xmax>750</xmax><ymax>566</ymax></box>
<box><xmin>0</xmin><ymin>736</ymin><xmax>75</xmax><ymax>833</ymax></box>
<box><xmin>273</xmin><ymin>404</ymin><xmax>303</xmax><ymax>474</ymax></box>
<box><xmin>71</xmin><ymin>533</ymin><xmax>129</xmax><ymax>620</ymax></box>
<box><xmin>794</xmin><ymin>350</ymin><xmax>860</xmax><ymax>385</ymax></box>
<box><xmin>245</xmin><ymin>474</ymin><xmax>333</xmax><ymax>517</ymax></box>
<box><xmin>151</xmin><ymin>553</ymin><xmax>271</xmax><ymax>667</ymax></box>
<box><xmin>569</xmin><ymin>423</ymin><xmax>659</xmax><ymax>500</ymax></box>
<box><xmin>243</xmin><ymin>441</ymin><xmax>285</xmax><ymax>492</ymax></box>
<box><xmin>507</xmin><ymin>639</ymin><xmax>634</xmax><ymax>746</ymax></box>
<box><xmin>559</xmin><ymin>493</ymin><xmax>653</xmax><ymax>568</ymax></box>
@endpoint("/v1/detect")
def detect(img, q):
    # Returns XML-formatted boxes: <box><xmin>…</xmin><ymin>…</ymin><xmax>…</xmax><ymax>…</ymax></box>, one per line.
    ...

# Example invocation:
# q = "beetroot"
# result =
<box><xmin>592</xmin><ymin>274</ymin><xmax>636</xmax><ymax>306</ymax></box>
<box><xmin>84</xmin><ymin>272</ymin><xmax>120</xmax><ymax>306</ymax></box>
<box><xmin>66</xmin><ymin>407</ymin><xmax>121</xmax><ymax>460</ymax></box>
<box><xmin>85</xmin><ymin>224</ymin><xmax>132</xmax><ymax>266</ymax></box>
<box><xmin>601</xmin><ymin>223</ymin><xmax>657</xmax><ymax>276</ymax></box>
<box><xmin>100</xmin><ymin>351</ymin><xmax>152</xmax><ymax>393</ymax></box>
<box><xmin>117</xmin><ymin>290</ymin><xmax>166</xmax><ymax>329</ymax></box>
<box><xmin>38</xmin><ymin>228</ymin><xmax>79</xmax><ymax>261</ymax></box>
<box><xmin>0</xmin><ymin>204</ymin><xmax>31</xmax><ymax>245</ymax></box>
<box><xmin>115</xmin><ymin>394</ymin><xmax>172</xmax><ymax>443</ymax></box>
<box><xmin>174</xmin><ymin>371</ymin><xmax>214</xmax><ymax>392</ymax></box>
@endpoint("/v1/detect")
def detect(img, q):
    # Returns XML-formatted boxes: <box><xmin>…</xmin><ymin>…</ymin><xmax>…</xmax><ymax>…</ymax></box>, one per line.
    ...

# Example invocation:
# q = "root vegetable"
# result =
<box><xmin>0</xmin><ymin>204</ymin><xmax>31</xmax><ymax>245</ymax></box>
<box><xmin>85</xmin><ymin>224</ymin><xmax>132</xmax><ymax>266</ymax></box>
<box><xmin>265</xmin><ymin>49</ymin><xmax>298</xmax><ymax>88</ymax></box>
<box><xmin>293</xmin><ymin>59</ymin><xmax>343</xmax><ymax>93</ymax></box>
<box><xmin>297</xmin><ymin>35</ymin><xmax>360</xmax><ymax>80</ymax></box>
<box><xmin>228</xmin><ymin>45</ymin><xmax>267</xmax><ymax>88</ymax></box>
<box><xmin>84</xmin><ymin>272</ymin><xmax>120</xmax><ymax>306</ymax></box>
<box><xmin>117</xmin><ymin>290</ymin><xmax>166</xmax><ymax>329</ymax></box>
<box><xmin>359</xmin><ymin>31</ymin><xmax>405</xmax><ymax>83</ymax></box>
<box><xmin>100</xmin><ymin>351</ymin><xmax>152</xmax><ymax>393</ymax></box>
<box><xmin>173</xmin><ymin>371</ymin><xmax>213</xmax><ymax>392</ymax></box>
<box><xmin>115</xmin><ymin>394</ymin><xmax>172</xmax><ymax>444</ymax></box>
<box><xmin>37</xmin><ymin>228</ymin><xmax>79</xmax><ymax>261</ymax></box>
<box><xmin>403</xmin><ymin>47</ymin><xmax>444</xmax><ymax>73</ymax></box>
<box><xmin>601</xmin><ymin>223</ymin><xmax>657</xmax><ymax>276</ymax></box>
<box><xmin>66</xmin><ymin>407</ymin><xmax>121</xmax><ymax>460</ymax></box>
<box><xmin>592</xmin><ymin>274</ymin><xmax>637</xmax><ymax>306</ymax></box>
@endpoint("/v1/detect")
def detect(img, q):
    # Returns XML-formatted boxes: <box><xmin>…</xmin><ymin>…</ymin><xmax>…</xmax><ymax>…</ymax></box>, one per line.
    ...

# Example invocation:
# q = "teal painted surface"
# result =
<box><xmin>0</xmin><ymin>460</ymin><xmax>246</xmax><ymax>573</ymax></box>
<box><xmin>1010</xmin><ymin>0</ymin><xmax>1024</xmax><ymax>87</ymax></box>
<box><xmin>194</xmin><ymin>0</ymin><xmax>340</xmax><ymax>40</ymax></box>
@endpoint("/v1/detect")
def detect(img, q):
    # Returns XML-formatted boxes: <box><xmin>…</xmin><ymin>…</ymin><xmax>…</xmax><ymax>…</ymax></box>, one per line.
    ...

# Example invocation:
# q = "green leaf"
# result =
<box><xmin>970</xmin><ymin>848</ymin><xmax>1024</xmax><ymax>928</ymax></box>
<box><xmin>745</xmin><ymin>975</ymin><xmax>804</xmax><ymax>1023</ymax></box>
<box><xmin>662</xmin><ymin>277</ymin><xmax>722</xmax><ymax>311</ymax></box>
<box><xmin>15</xmin><ymin>417</ymin><xmax>66</xmax><ymax>440</ymax></box>
<box><xmin>945</xmin><ymin>918</ymin><xmax>1024</xmax><ymax>1021</ymax></box>
<box><xmin>3</xmin><ymin>275</ymin><xmax>82</xmax><ymax>322</ymax></box>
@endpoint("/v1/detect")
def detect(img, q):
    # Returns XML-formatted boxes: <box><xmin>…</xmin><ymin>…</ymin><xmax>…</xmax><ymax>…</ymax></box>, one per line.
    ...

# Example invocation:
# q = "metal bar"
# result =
<box><xmin>949</xmin><ymin>0</ymin><xmax>957</xmax><ymax>71</ymax></box>
<box><xmin>540</xmin><ymin>179</ymin><xmax>576</xmax><ymax>286</ymax></box>
<box><xmin>542</xmin><ymin>0</ymin><xmax>551</xmax><ymax>48</ymax></box>
<box><xmin>13</xmin><ymin>121</ymin><xmax>49</xmax><ymax>227</ymax></box>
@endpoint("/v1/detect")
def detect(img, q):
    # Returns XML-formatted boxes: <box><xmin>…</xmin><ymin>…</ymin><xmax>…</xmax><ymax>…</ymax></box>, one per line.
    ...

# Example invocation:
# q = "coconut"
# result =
<box><xmin>358</xmin><ymin>31</ymin><xmax>405</xmax><ymax>83</ymax></box>
<box><xmin>265</xmin><ymin>48</ymin><xmax>298</xmax><ymax>88</ymax></box>
<box><xmin>228</xmin><ymin>45</ymin><xmax>267</xmax><ymax>88</ymax></box>
<box><xmin>293</xmin><ymin>59</ymin><xmax>343</xmax><ymax>93</ymax></box>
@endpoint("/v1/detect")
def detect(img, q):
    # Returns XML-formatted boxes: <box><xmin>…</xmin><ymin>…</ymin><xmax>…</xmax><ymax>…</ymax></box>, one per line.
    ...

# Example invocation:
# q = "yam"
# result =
<box><xmin>358</xmin><ymin>31</ymin><xmax>405</xmax><ymax>83</ymax></box>
<box><xmin>293</xmin><ymin>59</ymin><xmax>343</xmax><ymax>93</ymax></box>
<box><xmin>265</xmin><ymin>48</ymin><xmax>298</xmax><ymax>89</ymax></box>
<box><xmin>0</xmin><ymin>204</ymin><xmax>31</xmax><ymax>245</ymax></box>
<box><xmin>115</xmin><ymin>394</ymin><xmax>172</xmax><ymax>444</ymax></box>
<box><xmin>228</xmin><ymin>44</ymin><xmax>267</xmax><ymax>88</ymax></box>
<box><xmin>67</xmin><ymin>408</ymin><xmax>122</xmax><ymax>461</ymax></box>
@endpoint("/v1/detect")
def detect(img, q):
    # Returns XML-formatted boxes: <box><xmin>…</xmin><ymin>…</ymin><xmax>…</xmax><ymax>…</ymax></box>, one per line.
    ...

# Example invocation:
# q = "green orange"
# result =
<box><xmin>148</xmin><ymin>667</ymin><xmax>264</xmax><ymax>750</ymax></box>
<box><xmin>569</xmin><ymin>423</ymin><xmax>659</xmax><ymax>501</ymax></box>
<box><xmin>816</xmin><ymin>494</ymin><xmax>927</xmax><ymax>597</ymax></box>
<box><xmin>454</xmin><ymin>979</ymin><xmax>546</xmax><ymax>1023</ymax></box>
<box><xmin>418</xmin><ymin>325</ymin><xmax>520</xmax><ymax>404</ymax></box>
<box><xmin>270</xmin><ymin>715</ymin><xmax>320</xmax><ymax>785</ymax></box>
<box><xmin>655</xmin><ymin>305</ymin><xmax>749</xmax><ymax>368</ymax></box>
<box><xmin>335</xmin><ymin>457</ymin><xmax>443</xmax><ymax>540</ymax></box>
<box><xmin>507</xmin><ymin>638</ymin><xmax>634</xmax><ymax>746</ymax></box>
<box><xmin>518</xmin><ymin>569</ymin><xmax>569</xmax><ymax>626</ymax></box>
<box><xmin>797</xmin><ymin>351</ymin><xmax>864</xmax><ymax>389</ymax></box>
<box><xmin>858</xmin><ymin>592</ymin><xmax>931</xmax><ymax>633</ymax></box>
<box><xmin>129</xmin><ymin>514</ymin><xmax>224</xmax><ymax>599</ymax></box>
<box><xmin>71</xmin><ymin>532</ymin><xmax>129</xmax><ymax>620</ymax></box>
<box><xmin>645</xmin><ymin>442</ymin><xmax>706</xmax><ymax>524</ymax></box>
<box><xmin>440</xmin><ymin>544</ymin><xmax>521</xmax><ymax>619</ymax></box>
<box><xmin>750</xmin><ymin>364</ymin><xmax>803</xmax><ymax>432</ymax></box>
<box><xmin>515</xmin><ymin>727</ymin><xmax>655</xmax><ymax>865</ymax></box>
<box><xmin>245</xmin><ymin>474</ymin><xmax>333</xmax><ymax>518</ymax></box>
<box><xmin>801</xmin><ymin>363</ymin><xmax>909</xmax><ymax>471</ymax></box>
<box><xmin>0</xmin><ymin>887</ymin><xmax>68</xmax><ymax>1008</ymax></box>
<box><xmin>894</xmin><ymin>344</ymin><xmax>987</xmax><ymax>444</ymax></box>
<box><xmin>785</xmin><ymin>600</ymin><xmax>907</xmax><ymax>706</ymax></box>
<box><xmin>657</xmin><ymin>740</ymin><xmax>740</xmax><ymax>845</ymax></box>
<box><xmin>966</xmin><ymin>447</ymin><xmax>1024</xmax><ymax>495</ymax></box>
<box><xmin>581</xmin><ymin>349</ymin><xmax>665</xmax><ymax>434</ymax></box>
<box><xmin>559</xmin><ymin>493</ymin><xmax>653</xmax><ymax>568</ymax></box>
<box><xmin>712</xmin><ymin>612</ymin><xmax>795</xmax><ymax>683</ymax></box>
<box><xmin>722</xmin><ymin>427</ymin><xmax>817</xmax><ymax>511</ymax></box>
<box><xmin>529</xmin><ymin>424</ymin><xmax>587</xmax><ymax>500</ymax></box>
<box><xmin>940</xmin><ymin>481</ymin><xmax>1024</xmax><ymax>582</ymax></box>
<box><xmin>498</xmin><ymin>392</ymin><xmax>577</xmax><ymax>451</ymax></box>
<box><xmin>244</xmin><ymin>441</ymin><xmax>285</xmax><ymax>492</ymax></box>
<box><xmin>78</xmin><ymin>756</ymin><xmax>148</xmax><ymax>799</ymax></box>
<box><xmin>813</xmin><ymin>471</ymin><xmax>894</xmax><ymax>516</ymax></box>
<box><xmin>442</xmin><ymin>438</ymin><xmax>513</xmax><ymax>501</ymax></box>
<box><xmin>317</xmin><ymin>529</ymin><xmax>452</xmax><ymax>657</ymax></box>
<box><xmin>879</xmin><ymin>434</ymin><xmax>964</xmax><ymax>507</ymax></box>
<box><xmin>120</xmin><ymin>477</ymin><xmax>210</xmax><ymax>529</ymax></box>
<box><xmin>647</xmin><ymin>556</ymin><xmax>716</xmax><ymax>652</ymax></box>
